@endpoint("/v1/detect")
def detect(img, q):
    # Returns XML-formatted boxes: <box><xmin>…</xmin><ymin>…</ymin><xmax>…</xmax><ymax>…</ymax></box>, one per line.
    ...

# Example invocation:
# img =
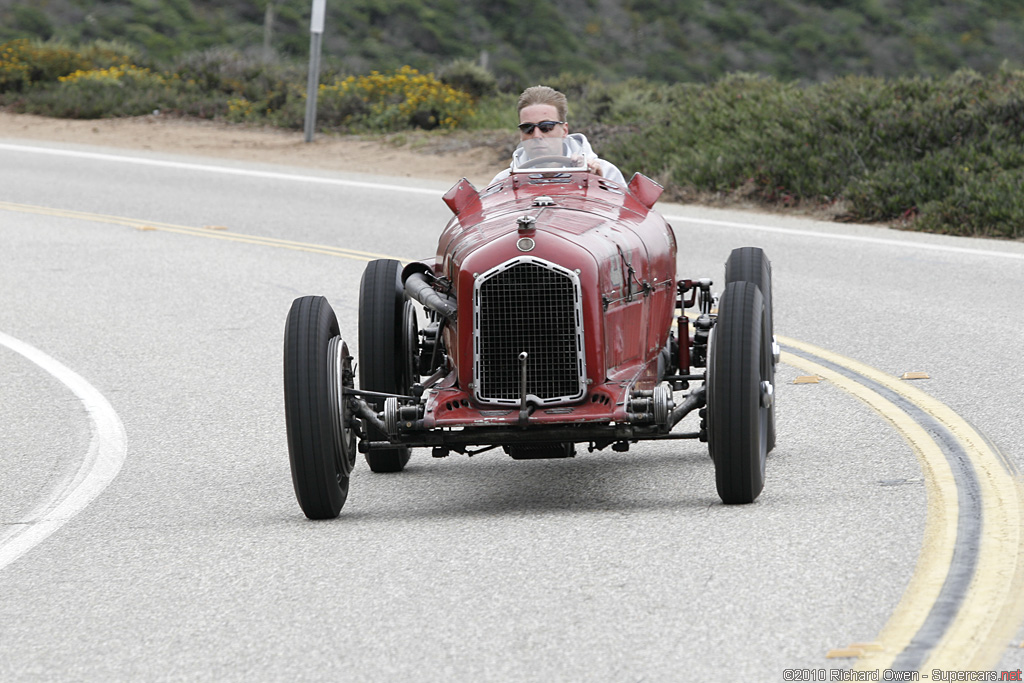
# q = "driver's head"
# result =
<box><xmin>517</xmin><ymin>86</ymin><xmax>568</xmax><ymax>140</ymax></box>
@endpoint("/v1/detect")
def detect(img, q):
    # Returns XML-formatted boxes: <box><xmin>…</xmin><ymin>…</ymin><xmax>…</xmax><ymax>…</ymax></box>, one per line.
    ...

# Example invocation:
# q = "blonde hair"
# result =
<box><xmin>517</xmin><ymin>85</ymin><xmax>568</xmax><ymax>121</ymax></box>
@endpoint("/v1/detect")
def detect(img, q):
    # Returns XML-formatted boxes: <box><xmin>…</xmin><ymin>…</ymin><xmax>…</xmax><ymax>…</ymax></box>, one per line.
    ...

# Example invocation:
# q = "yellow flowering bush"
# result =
<box><xmin>0</xmin><ymin>39</ymin><xmax>87</xmax><ymax>92</ymax></box>
<box><xmin>59</xmin><ymin>64</ymin><xmax>165</xmax><ymax>86</ymax></box>
<box><xmin>318</xmin><ymin>65</ymin><xmax>474</xmax><ymax>131</ymax></box>
<box><xmin>0</xmin><ymin>46</ymin><xmax>31</xmax><ymax>92</ymax></box>
<box><xmin>0</xmin><ymin>39</ymin><xmax>138</xmax><ymax>94</ymax></box>
<box><xmin>226</xmin><ymin>96</ymin><xmax>257</xmax><ymax>122</ymax></box>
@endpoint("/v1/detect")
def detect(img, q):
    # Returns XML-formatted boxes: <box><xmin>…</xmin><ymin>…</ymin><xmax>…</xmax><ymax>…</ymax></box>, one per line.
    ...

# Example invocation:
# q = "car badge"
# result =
<box><xmin>516</xmin><ymin>237</ymin><xmax>536</xmax><ymax>252</ymax></box>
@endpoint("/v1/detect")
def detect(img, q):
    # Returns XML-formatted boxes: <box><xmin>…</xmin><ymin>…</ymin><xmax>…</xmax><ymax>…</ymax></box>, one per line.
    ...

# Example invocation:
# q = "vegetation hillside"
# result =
<box><xmin>2</xmin><ymin>0</ymin><xmax>1023</xmax><ymax>85</ymax></box>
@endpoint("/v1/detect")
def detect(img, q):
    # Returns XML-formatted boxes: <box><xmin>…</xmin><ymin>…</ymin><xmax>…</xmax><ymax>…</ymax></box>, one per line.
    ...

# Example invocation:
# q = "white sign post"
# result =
<box><xmin>303</xmin><ymin>0</ymin><xmax>326</xmax><ymax>143</ymax></box>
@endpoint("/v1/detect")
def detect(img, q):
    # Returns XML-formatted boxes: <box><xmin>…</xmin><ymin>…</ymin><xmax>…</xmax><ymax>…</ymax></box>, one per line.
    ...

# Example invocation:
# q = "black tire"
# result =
<box><xmin>284</xmin><ymin>296</ymin><xmax>357</xmax><ymax>519</ymax></box>
<box><xmin>359</xmin><ymin>259</ymin><xmax>412</xmax><ymax>473</ymax></box>
<box><xmin>725</xmin><ymin>246</ymin><xmax>773</xmax><ymax>339</ymax></box>
<box><xmin>708</xmin><ymin>281</ymin><xmax>770</xmax><ymax>504</ymax></box>
<box><xmin>725</xmin><ymin>246</ymin><xmax>776</xmax><ymax>452</ymax></box>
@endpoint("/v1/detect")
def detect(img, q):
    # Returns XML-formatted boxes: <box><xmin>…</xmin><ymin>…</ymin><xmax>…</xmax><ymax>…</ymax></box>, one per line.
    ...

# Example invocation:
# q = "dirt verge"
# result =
<box><xmin>0</xmin><ymin>111</ymin><xmax>511</xmax><ymax>189</ymax></box>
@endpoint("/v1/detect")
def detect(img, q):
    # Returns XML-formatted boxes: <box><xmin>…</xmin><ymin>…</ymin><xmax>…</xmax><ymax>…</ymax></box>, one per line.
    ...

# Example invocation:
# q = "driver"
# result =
<box><xmin>489</xmin><ymin>85</ymin><xmax>626</xmax><ymax>185</ymax></box>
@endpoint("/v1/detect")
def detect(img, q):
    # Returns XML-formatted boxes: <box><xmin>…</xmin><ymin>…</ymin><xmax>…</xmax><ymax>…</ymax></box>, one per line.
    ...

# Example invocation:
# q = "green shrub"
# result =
<box><xmin>77</xmin><ymin>40</ymin><xmax>146</xmax><ymax>70</ymax></box>
<box><xmin>17</xmin><ymin>69</ymin><xmax>160</xmax><ymax>118</ymax></box>
<box><xmin>167</xmin><ymin>49</ymin><xmax>311</xmax><ymax>126</ymax></box>
<box><xmin>437</xmin><ymin>59</ymin><xmax>497</xmax><ymax>100</ymax></box>
<box><xmin>171</xmin><ymin>48</ymin><xmax>301</xmax><ymax>99</ymax></box>
<box><xmin>461</xmin><ymin>90</ymin><xmax>517</xmax><ymax>129</ymax></box>
<box><xmin>596</xmin><ymin>67</ymin><xmax>1024</xmax><ymax>237</ymax></box>
<box><xmin>13</xmin><ymin>63</ymin><xmax>215</xmax><ymax>118</ymax></box>
<box><xmin>915</xmin><ymin>166</ymin><xmax>1024</xmax><ymax>239</ymax></box>
<box><xmin>4</xmin><ymin>4</ymin><xmax>55</xmax><ymax>40</ymax></box>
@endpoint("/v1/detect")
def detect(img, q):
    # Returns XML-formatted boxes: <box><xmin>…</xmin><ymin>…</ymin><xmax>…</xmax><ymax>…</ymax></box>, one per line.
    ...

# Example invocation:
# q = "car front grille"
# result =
<box><xmin>473</xmin><ymin>257</ymin><xmax>586</xmax><ymax>405</ymax></box>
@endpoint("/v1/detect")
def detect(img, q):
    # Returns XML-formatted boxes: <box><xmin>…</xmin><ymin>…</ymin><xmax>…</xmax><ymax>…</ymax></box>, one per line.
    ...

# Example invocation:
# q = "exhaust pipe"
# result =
<box><xmin>405</xmin><ymin>272</ymin><xmax>457</xmax><ymax>323</ymax></box>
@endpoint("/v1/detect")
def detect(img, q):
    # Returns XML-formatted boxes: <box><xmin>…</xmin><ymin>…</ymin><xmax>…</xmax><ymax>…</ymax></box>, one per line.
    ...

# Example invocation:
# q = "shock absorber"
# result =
<box><xmin>678</xmin><ymin>313</ymin><xmax>691</xmax><ymax>373</ymax></box>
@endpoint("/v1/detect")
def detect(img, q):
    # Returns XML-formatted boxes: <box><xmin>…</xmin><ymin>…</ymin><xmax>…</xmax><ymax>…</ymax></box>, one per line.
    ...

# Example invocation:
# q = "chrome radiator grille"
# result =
<box><xmin>473</xmin><ymin>257</ymin><xmax>586</xmax><ymax>405</ymax></box>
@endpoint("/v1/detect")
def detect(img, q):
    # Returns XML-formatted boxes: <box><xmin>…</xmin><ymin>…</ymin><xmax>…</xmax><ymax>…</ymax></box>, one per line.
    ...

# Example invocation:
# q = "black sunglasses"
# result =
<box><xmin>518</xmin><ymin>120</ymin><xmax>565</xmax><ymax>134</ymax></box>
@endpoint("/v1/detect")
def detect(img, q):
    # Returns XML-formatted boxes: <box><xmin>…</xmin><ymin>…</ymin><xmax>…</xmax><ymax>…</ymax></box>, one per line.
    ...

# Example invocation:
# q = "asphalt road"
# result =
<box><xmin>2</xmin><ymin>140</ymin><xmax>1023</xmax><ymax>681</ymax></box>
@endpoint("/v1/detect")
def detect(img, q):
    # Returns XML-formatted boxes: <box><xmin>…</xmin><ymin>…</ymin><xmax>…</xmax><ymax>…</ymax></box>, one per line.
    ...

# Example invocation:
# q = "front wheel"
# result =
<box><xmin>284</xmin><ymin>296</ymin><xmax>357</xmax><ymax>519</ymax></box>
<box><xmin>707</xmin><ymin>281</ymin><xmax>770</xmax><ymax>504</ymax></box>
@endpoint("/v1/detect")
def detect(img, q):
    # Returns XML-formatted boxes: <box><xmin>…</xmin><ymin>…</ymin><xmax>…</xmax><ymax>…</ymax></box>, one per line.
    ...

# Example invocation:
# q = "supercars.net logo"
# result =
<box><xmin>783</xmin><ymin>669</ymin><xmax>1024</xmax><ymax>682</ymax></box>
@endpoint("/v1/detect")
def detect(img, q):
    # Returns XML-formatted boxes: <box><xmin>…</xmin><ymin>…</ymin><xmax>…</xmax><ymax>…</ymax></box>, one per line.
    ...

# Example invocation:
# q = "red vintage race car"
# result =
<box><xmin>283</xmin><ymin>137</ymin><xmax>777</xmax><ymax>519</ymax></box>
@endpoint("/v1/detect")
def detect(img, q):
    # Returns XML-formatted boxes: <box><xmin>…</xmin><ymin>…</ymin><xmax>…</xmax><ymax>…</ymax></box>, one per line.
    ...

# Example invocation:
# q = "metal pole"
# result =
<box><xmin>303</xmin><ymin>0</ymin><xmax>326</xmax><ymax>143</ymax></box>
<box><xmin>262</xmin><ymin>2</ymin><xmax>274</xmax><ymax>61</ymax></box>
<box><xmin>303</xmin><ymin>34</ymin><xmax>322</xmax><ymax>143</ymax></box>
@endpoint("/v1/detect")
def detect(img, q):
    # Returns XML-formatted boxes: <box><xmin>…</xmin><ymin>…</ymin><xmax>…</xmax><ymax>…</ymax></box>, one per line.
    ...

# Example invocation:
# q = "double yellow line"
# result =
<box><xmin>0</xmin><ymin>200</ymin><xmax>406</xmax><ymax>262</ymax></box>
<box><xmin>783</xmin><ymin>336</ymin><xmax>1024</xmax><ymax>671</ymax></box>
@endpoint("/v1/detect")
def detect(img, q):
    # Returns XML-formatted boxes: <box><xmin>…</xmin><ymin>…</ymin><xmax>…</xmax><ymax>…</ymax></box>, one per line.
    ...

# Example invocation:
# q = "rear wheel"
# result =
<box><xmin>725</xmin><ymin>247</ymin><xmax>773</xmax><ymax>338</ymax></box>
<box><xmin>708</xmin><ymin>281</ymin><xmax>770</xmax><ymax>504</ymax></box>
<box><xmin>284</xmin><ymin>296</ymin><xmax>357</xmax><ymax>519</ymax></box>
<box><xmin>359</xmin><ymin>259</ymin><xmax>413</xmax><ymax>473</ymax></box>
<box><xmin>725</xmin><ymin>247</ymin><xmax>776</xmax><ymax>452</ymax></box>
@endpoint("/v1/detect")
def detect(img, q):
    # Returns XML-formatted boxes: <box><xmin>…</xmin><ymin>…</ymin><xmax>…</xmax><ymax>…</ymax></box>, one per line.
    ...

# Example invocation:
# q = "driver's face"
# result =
<box><xmin>519</xmin><ymin>104</ymin><xmax>568</xmax><ymax>140</ymax></box>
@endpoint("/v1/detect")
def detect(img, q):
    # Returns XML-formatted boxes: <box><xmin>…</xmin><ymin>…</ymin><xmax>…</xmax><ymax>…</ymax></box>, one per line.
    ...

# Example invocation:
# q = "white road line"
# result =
<box><xmin>0</xmin><ymin>332</ymin><xmax>127</xmax><ymax>572</ymax></box>
<box><xmin>662</xmin><ymin>213</ymin><xmax>1024</xmax><ymax>262</ymax></box>
<box><xmin>5</xmin><ymin>140</ymin><xmax>1023</xmax><ymax>262</ymax></box>
<box><xmin>0</xmin><ymin>141</ymin><xmax>441</xmax><ymax>196</ymax></box>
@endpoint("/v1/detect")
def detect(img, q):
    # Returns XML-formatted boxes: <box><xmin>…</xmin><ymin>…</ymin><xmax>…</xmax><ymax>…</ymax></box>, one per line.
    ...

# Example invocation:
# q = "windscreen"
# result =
<box><xmin>510</xmin><ymin>137</ymin><xmax>588</xmax><ymax>173</ymax></box>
